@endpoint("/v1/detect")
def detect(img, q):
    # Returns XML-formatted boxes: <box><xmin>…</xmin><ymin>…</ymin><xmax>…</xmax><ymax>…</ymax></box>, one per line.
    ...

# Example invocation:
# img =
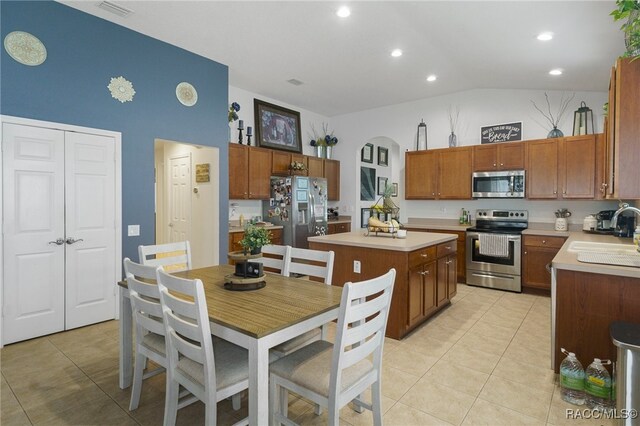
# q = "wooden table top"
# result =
<box><xmin>121</xmin><ymin>265</ymin><xmax>343</xmax><ymax>339</ymax></box>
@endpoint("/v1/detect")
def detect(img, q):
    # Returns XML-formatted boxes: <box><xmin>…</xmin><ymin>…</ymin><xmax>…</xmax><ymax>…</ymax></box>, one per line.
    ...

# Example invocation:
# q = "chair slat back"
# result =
<box><xmin>330</xmin><ymin>268</ymin><xmax>396</xmax><ymax>396</ymax></box>
<box><xmin>256</xmin><ymin>244</ymin><xmax>291</xmax><ymax>274</ymax></box>
<box><xmin>156</xmin><ymin>269</ymin><xmax>214</xmax><ymax>383</ymax></box>
<box><xmin>139</xmin><ymin>241</ymin><xmax>192</xmax><ymax>272</ymax></box>
<box><xmin>124</xmin><ymin>258</ymin><xmax>165</xmax><ymax>337</ymax></box>
<box><xmin>284</xmin><ymin>247</ymin><xmax>334</xmax><ymax>284</ymax></box>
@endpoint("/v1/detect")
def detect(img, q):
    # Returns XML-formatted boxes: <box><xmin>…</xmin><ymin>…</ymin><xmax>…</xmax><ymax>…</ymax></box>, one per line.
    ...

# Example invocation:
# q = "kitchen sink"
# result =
<box><xmin>567</xmin><ymin>241</ymin><xmax>638</xmax><ymax>255</ymax></box>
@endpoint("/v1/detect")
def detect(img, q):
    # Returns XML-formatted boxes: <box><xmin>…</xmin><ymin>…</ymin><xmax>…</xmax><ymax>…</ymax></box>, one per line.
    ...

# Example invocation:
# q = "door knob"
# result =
<box><xmin>66</xmin><ymin>237</ymin><xmax>84</xmax><ymax>245</ymax></box>
<box><xmin>48</xmin><ymin>238</ymin><xmax>65</xmax><ymax>245</ymax></box>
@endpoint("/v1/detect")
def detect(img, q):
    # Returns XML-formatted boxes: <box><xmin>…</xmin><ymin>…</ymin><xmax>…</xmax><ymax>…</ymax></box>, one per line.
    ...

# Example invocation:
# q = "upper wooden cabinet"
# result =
<box><xmin>438</xmin><ymin>147</ymin><xmax>472</xmax><ymax>199</ymax></box>
<box><xmin>473</xmin><ymin>142</ymin><xmax>525</xmax><ymax>171</ymax></box>
<box><xmin>271</xmin><ymin>150</ymin><xmax>291</xmax><ymax>176</ymax></box>
<box><xmin>405</xmin><ymin>150</ymin><xmax>438</xmax><ymax>199</ymax></box>
<box><xmin>307</xmin><ymin>157</ymin><xmax>324</xmax><ymax>177</ymax></box>
<box><xmin>405</xmin><ymin>146</ymin><xmax>471</xmax><ymax>200</ymax></box>
<box><xmin>606</xmin><ymin>58</ymin><xmax>640</xmax><ymax>199</ymax></box>
<box><xmin>228</xmin><ymin>144</ymin><xmax>272</xmax><ymax>200</ymax></box>
<box><xmin>527</xmin><ymin>135</ymin><xmax>597</xmax><ymax>200</ymax></box>
<box><xmin>324</xmin><ymin>159</ymin><xmax>340</xmax><ymax>201</ymax></box>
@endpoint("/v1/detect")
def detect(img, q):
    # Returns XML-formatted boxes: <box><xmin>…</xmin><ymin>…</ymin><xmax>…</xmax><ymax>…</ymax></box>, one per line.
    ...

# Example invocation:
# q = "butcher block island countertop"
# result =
<box><xmin>309</xmin><ymin>231</ymin><xmax>458</xmax><ymax>339</ymax></box>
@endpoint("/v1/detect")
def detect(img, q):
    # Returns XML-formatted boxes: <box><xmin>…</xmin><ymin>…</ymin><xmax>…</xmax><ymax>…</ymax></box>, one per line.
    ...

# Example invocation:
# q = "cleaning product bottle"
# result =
<box><xmin>559</xmin><ymin>348</ymin><xmax>585</xmax><ymax>405</ymax></box>
<box><xmin>463</xmin><ymin>208</ymin><xmax>469</xmax><ymax>225</ymax></box>
<box><xmin>239</xmin><ymin>213</ymin><xmax>245</xmax><ymax>227</ymax></box>
<box><xmin>634</xmin><ymin>226</ymin><xmax>640</xmax><ymax>252</ymax></box>
<box><xmin>459</xmin><ymin>208</ymin><xmax>464</xmax><ymax>224</ymax></box>
<box><xmin>584</xmin><ymin>358</ymin><xmax>612</xmax><ymax>411</ymax></box>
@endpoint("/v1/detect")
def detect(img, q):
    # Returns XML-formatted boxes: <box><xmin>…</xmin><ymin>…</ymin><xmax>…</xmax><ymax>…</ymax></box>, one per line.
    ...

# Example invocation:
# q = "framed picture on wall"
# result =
<box><xmin>360</xmin><ymin>167</ymin><xmax>376</xmax><ymax>201</ymax></box>
<box><xmin>361</xmin><ymin>208</ymin><xmax>371</xmax><ymax>228</ymax></box>
<box><xmin>361</xmin><ymin>143</ymin><xmax>374</xmax><ymax>163</ymax></box>
<box><xmin>377</xmin><ymin>177</ymin><xmax>388</xmax><ymax>195</ymax></box>
<box><xmin>377</xmin><ymin>147</ymin><xmax>388</xmax><ymax>166</ymax></box>
<box><xmin>391</xmin><ymin>182</ymin><xmax>398</xmax><ymax>197</ymax></box>
<box><xmin>254</xmin><ymin>99</ymin><xmax>302</xmax><ymax>153</ymax></box>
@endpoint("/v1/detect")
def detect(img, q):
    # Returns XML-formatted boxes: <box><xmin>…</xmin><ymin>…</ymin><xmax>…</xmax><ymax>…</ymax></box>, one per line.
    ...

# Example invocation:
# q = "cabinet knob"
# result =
<box><xmin>493</xmin><ymin>163</ymin><xmax>497</xmax><ymax>167</ymax></box>
<box><xmin>419</xmin><ymin>270</ymin><xmax>430</xmax><ymax>276</ymax></box>
<box><xmin>432</xmin><ymin>192</ymin><xmax>435</xmax><ymax>196</ymax></box>
<box><xmin>500</xmin><ymin>163</ymin><xmax>504</xmax><ymax>166</ymax></box>
<box><xmin>446</xmin><ymin>260</ymin><xmax>452</xmax><ymax>265</ymax></box>
<box><xmin>553</xmin><ymin>191</ymin><xmax>557</xmax><ymax>194</ymax></box>
<box><xmin>420</xmin><ymin>253</ymin><xmax>428</xmax><ymax>258</ymax></box>
<box><xmin>542</xmin><ymin>240</ymin><xmax>546</xmax><ymax>244</ymax></box>
<box><xmin>524</xmin><ymin>251</ymin><xmax>528</xmax><ymax>255</ymax></box>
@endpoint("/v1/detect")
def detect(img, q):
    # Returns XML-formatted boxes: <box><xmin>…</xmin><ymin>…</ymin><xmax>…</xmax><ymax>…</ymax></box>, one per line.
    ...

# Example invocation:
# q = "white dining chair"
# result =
<box><xmin>123</xmin><ymin>258</ymin><xmax>167</xmax><ymax>411</ymax></box>
<box><xmin>138</xmin><ymin>241</ymin><xmax>192</xmax><ymax>272</ymax></box>
<box><xmin>255</xmin><ymin>244</ymin><xmax>291</xmax><ymax>275</ymax></box>
<box><xmin>156</xmin><ymin>268</ymin><xmax>249</xmax><ymax>426</ymax></box>
<box><xmin>271</xmin><ymin>247</ymin><xmax>335</xmax><ymax>358</ymax></box>
<box><xmin>269</xmin><ymin>268</ymin><xmax>396</xmax><ymax>426</ymax></box>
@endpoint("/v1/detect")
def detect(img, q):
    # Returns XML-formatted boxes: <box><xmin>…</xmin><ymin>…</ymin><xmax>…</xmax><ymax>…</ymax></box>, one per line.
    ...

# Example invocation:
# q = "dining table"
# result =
<box><xmin>118</xmin><ymin>264</ymin><xmax>343</xmax><ymax>426</ymax></box>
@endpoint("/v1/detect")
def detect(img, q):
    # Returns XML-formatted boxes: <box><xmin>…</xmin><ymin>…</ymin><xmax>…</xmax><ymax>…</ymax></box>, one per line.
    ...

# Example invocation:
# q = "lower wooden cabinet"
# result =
<box><xmin>228</xmin><ymin>228</ymin><xmax>283</xmax><ymax>264</ymax></box>
<box><xmin>408</xmin><ymin>260</ymin><xmax>437</xmax><ymax>327</ymax></box>
<box><xmin>522</xmin><ymin>235</ymin><xmax>566</xmax><ymax>290</ymax></box>
<box><xmin>404</xmin><ymin>228</ymin><xmax>466</xmax><ymax>283</ymax></box>
<box><xmin>328</xmin><ymin>222</ymin><xmax>351</xmax><ymax>234</ymax></box>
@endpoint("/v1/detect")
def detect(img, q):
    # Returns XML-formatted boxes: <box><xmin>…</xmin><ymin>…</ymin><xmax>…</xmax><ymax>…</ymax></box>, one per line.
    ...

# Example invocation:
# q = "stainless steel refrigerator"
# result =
<box><xmin>262</xmin><ymin>176</ymin><xmax>328</xmax><ymax>248</ymax></box>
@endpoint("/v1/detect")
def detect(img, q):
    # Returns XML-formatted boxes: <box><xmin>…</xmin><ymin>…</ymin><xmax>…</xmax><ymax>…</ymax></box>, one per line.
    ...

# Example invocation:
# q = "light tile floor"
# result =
<box><xmin>0</xmin><ymin>284</ymin><xmax>617</xmax><ymax>425</ymax></box>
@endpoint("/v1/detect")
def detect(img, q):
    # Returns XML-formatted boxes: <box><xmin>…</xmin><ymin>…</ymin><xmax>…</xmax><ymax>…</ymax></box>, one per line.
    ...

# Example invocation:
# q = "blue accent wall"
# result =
<box><xmin>1</xmin><ymin>1</ymin><xmax>229</xmax><ymax>265</ymax></box>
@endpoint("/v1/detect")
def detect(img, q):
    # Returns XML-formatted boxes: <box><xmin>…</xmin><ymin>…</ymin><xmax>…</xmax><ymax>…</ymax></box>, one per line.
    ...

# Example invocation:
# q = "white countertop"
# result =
<box><xmin>552</xmin><ymin>231</ymin><xmax>639</xmax><ymax>278</ymax></box>
<box><xmin>405</xmin><ymin>218</ymin><xmax>470</xmax><ymax>232</ymax></box>
<box><xmin>229</xmin><ymin>224</ymin><xmax>283</xmax><ymax>233</ymax></box>
<box><xmin>308</xmin><ymin>230</ymin><xmax>457</xmax><ymax>252</ymax></box>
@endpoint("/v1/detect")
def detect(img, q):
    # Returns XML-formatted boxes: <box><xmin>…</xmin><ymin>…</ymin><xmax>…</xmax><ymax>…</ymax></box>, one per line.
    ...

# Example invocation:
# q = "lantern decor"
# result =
<box><xmin>416</xmin><ymin>119</ymin><xmax>427</xmax><ymax>150</ymax></box>
<box><xmin>572</xmin><ymin>101</ymin><xmax>594</xmax><ymax>136</ymax></box>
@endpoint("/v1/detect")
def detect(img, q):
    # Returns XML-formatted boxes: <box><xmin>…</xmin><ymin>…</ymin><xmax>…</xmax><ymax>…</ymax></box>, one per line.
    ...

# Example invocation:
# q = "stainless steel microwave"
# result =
<box><xmin>472</xmin><ymin>170</ymin><xmax>525</xmax><ymax>198</ymax></box>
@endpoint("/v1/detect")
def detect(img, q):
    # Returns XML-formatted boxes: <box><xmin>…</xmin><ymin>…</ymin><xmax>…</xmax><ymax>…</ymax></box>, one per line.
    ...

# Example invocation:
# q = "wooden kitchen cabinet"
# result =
<box><xmin>438</xmin><ymin>147</ymin><xmax>473</xmax><ymax>199</ymax></box>
<box><xmin>323</xmin><ymin>159</ymin><xmax>340</xmax><ymax>201</ymax></box>
<box><xmin>473</xmin><ymin>142</ymin><xmax>525</xmax><ymax>171</ymax></box>
<box><xmin>438</xmin><ymin>254</ymin><xmax>457</xmax><ymax>301</ymax></box>
<box><xmin>522</xmin><ymin>235</ymin><xmax>566</xmax><ymax>290</ymax></box>
<box><xmin>405</xmin><ymin>147</ymin><xmax>471</xmax><ymax>200</ymax></box>
<box><xmin>526</xmin><ymin>138</ymin><xmax>559</xmax><ymax>199</ymax></box>
<box><xmin>228</xmin><ymin>227</ymin><xmax>283</xmax><ymax>265</ymax></box>
<box><xmin>404</xmin><ymin>228</ymin><xmax>466</xmax><ymax>283</ymax></box>
<box><xmin>271</xmin><ymin>150</ymin><xmax>291</xmax><ymax>176</ymax></box>
<box><xmin>604</xmin><ymin>57</ymin><xmax>640</xmax><ymax>199</ymax></box>
<box><xmin>405</xmin><ymin>150</ymin><xmax>438</xmax><ymax>199</ymax></box>
<box><xmin>307</xmin><ymin>156</ymin><xmax>324</xmax><ymax>177</ymax></box>
<box><xmin>560</xmin><ymin>135</ymin><xmax>596</xmax><ymax>199</ymax></box>
<box><xmin>328</xmin><ymin>222</ymin><xmax>350</xmax><ymax>234</ymax></box>
<box><xmin>229</xmin><ymin>144</ymin><xmax>272</xmax><ymax>200</ymax></box>
<box><xmin>408</xmin><ymin>260</ymin><xmax>437</xmax><ymax>327</ymax></box>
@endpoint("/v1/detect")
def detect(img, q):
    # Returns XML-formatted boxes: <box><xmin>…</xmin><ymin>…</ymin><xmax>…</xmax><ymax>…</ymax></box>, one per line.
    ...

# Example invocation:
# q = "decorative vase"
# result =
<box><xmin>250</xmin><ymin>247</ymin><xmax>261</xmax><ymax>255</ymax></box>
<box><xmin>326</xmin><ymin>146</ymin><xmax>333</xmax><ymax>159</ymax></box>
<box><xmin>315</xmin><ymin>146</ymin><xmax>326</xmax><ymax>158</ymax></box>
<box><xmin>448</xmin><ymin>132</ymin><xmax>457</xmax><ymax>148</ymax></box>
<box><xmin>547</xmin><ymin>126</ymin><xmax>564</xmax><ymax>138</ymax></box>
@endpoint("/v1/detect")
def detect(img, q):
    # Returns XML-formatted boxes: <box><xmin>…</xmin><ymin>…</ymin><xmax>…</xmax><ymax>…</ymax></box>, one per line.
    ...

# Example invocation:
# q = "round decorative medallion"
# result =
<box><xmin>3</xmin><ymin>31</ymin><xmax>47</xmax><ymax>66</ymax></box>
<box><xmin>176</xmin><ymin>82</ymin><xmax>198</xmax><ymax>107</ymax></box>
<box><xmin>107</xmin><ymin>76</ymin><xmax>136</xmax><ymax>103</ymax></box>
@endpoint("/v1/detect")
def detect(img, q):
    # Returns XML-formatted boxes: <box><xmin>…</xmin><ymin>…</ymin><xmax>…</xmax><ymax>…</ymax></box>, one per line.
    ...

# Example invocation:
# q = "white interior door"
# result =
<box><xmin>64</xmin><ymin>132</ymin><xmax>116</xmax><ymax>330</ymax></box>
<box><xmin>167</xmin><ymin>154</ymin><xmax>191</xmax><ymax>243</ymax></box>
<box><xmin>2</xmin><ymin>123</ymin><xmax>66</xmax><ymax>344</ymax></box>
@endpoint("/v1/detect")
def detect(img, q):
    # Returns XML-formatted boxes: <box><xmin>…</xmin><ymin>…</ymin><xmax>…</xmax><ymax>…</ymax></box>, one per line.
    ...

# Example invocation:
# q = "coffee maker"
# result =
<box><xmin>614</xmin><ymin>214</ymin><xmax>636</xmax><ymax>238</ymax></box>
<box><xmin>596</xmin><ymin>210</ymin><xmax>616</xmax><ymax>231</ymax></box>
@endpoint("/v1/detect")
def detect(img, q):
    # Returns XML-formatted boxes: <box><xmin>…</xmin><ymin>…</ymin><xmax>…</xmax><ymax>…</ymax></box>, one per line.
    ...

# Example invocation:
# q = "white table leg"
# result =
<box><xmin>248</xmin><ymin>339</ymin><xmax>269</xmax><ymax>426</ymax></box>
<box><xmin>119</xmin><ymin>286</ymin><xmax>133</xmax><ymax>389</ymax></box>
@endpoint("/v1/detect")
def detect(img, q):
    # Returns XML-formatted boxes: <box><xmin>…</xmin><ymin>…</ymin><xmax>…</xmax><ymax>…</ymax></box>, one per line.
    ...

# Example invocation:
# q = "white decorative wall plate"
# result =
<box><xmin>3</xmin><ymin>31</ymin><xmax>47</xmax><ymax>66</ymax></box>
<box><xmin>176</xmin><ymin>82</ymin><xmax>198</xmax><ymax>106</ymax></box>
<box><xmin>108</xmin><ymin>76</ymin><xmax>135</xmax><ymax>103</ymax></box>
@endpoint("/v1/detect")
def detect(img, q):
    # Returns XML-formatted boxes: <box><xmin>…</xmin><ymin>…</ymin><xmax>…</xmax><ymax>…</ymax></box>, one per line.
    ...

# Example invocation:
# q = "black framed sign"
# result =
<box><xmin>254</xmin><ymin>99</ymin><xmax>302</xmax><ymax>153</ymax></box>
<box><xmin>361</xmin><ymin>143</ymin><xmax>374</xmax><ymax>163</ymax></box>
<box><xmin>377</xmin><ymin>147</ymin><xmax>388</xmax><ymax>166</ymax></box>
<box><xmin>480</xmin><ymin>122</ymin><xmax>522</xmax><ymax>144</ymax></box>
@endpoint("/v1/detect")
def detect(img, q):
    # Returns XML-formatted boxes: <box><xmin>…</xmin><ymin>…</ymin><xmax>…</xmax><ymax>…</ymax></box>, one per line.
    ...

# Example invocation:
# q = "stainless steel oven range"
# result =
<box><xmin>466</xmin><ymin>209</ymin><xmax>528</xmax><ymax>292</ymax></box>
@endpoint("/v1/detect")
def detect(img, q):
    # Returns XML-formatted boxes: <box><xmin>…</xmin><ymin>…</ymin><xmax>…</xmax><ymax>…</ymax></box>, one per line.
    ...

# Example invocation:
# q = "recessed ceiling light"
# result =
<box><xmin>537</xmin><ymin>32</ymin><xmax>553</xmax><ymax>41</ymax></box>
<box><xmin>426</xmin><ymin>75</ymin><xmax>437</xmax><ymax>82</ymax></box>
<box><xmin>549</xmin><ymin>69</ymin><xmax>563</xmax><ymax>76</ymax></box>
<box><xmin>336</xmin><ymin>6</ymin><xmax>351</xmax><ymax>18</ymax></box>
<box><xmin>391</xmin><ymin>49</ymin><xmax>403</xmax><ymax>57</ymax></box>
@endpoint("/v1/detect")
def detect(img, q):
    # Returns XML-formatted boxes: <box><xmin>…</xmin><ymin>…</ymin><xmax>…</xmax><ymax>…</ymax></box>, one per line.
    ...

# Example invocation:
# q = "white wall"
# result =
<box><xmin>329</xmin><ymin>88</ymin><xmax>618</xmax><ymax>227</ymax></box>
<box><xmin>228</xmin><ymin>85</ymin><xmax>331</xmax><ymax>218</ymax></box>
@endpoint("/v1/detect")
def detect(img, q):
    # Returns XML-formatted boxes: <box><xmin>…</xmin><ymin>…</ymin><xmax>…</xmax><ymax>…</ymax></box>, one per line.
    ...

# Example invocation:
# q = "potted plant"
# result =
<box><xmin>612</xmin><ymin>0</ymin><xmax>640</xmax><ymax>58</ymax></box>
<box><xmin>240</xmin><ymin>224</ymin><xmax>272</xmax><ymax>255</ymax></box>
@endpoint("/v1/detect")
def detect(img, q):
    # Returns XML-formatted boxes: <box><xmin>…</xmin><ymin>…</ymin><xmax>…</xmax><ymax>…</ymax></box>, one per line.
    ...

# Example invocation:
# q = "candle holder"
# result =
<box><xmin>247</xmin><ymin>134</ymin><xmax>252</xmax><ymax>146</ymax></box>
<box><xmin>238</xmin><ymin>127</ymin><xmax>244</xmax><ymax>145</ymax></box>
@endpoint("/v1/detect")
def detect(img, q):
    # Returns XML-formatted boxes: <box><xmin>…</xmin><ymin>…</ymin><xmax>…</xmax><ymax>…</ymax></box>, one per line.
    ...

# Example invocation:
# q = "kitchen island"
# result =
<box><xmin>309</xmin><ymin>230</ymin><xmax>458</xmax><ymax>339</ymax></box>
<box><xmin>551</xmin><ymin>232</ymin><xmax>640</xmax><ymax>373</ymax></box>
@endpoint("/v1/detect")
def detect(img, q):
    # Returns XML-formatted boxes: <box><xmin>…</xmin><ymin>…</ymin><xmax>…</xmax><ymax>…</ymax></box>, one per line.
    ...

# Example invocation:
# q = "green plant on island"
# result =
<box><xmin>611</xmin><ymin>0</ymin><xmax>640</xmax><ymax>59</ymax></box>
<box><xmin>240</xmin><ymin>224</ymin><xmax>272</xmax><ymax>255</ymax></box>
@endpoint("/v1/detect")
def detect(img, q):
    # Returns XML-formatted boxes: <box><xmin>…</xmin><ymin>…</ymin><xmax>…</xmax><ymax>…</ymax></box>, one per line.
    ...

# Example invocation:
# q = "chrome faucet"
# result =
<box><xmin>611</xmin><ymin>203</ymin><xmax>640</xmax><ymax>229</ymax></box>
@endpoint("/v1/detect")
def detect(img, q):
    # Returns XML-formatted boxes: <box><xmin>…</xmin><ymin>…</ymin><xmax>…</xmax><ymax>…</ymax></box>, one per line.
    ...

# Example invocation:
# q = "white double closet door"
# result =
<box><xmin>3</xmin><ymin>122</ymin><xmax>116</xmax><ymax>345</ymax></box>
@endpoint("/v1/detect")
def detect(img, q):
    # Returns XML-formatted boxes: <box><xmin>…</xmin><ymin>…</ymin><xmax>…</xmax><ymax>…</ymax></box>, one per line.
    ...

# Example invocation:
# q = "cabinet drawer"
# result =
<box><xmin>437</xmin><ymin>240</ymin><xmax>457</xmax><ymax>257</ymax></box>
<box><xmin>523</xmin><ymin>235</ymin><xmax>566</xmax><ymax>249</ymax></box>
<box><xmin>409</xmin><ymin>246</ymin><xmax>437</xmax><ymax>268</ymax></box>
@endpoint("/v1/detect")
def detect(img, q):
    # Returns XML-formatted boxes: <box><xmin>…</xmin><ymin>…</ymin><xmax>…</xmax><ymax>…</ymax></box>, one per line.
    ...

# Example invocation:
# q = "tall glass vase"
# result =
<box><xmin>315</xmin><ymin>146</ymin><xmax>326</xmax><ymax>158</ymax></box>
<box><xmin>448</xmin><ymin>132</ymin><xmax>458</xmax><ymax>148</ymax></box>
